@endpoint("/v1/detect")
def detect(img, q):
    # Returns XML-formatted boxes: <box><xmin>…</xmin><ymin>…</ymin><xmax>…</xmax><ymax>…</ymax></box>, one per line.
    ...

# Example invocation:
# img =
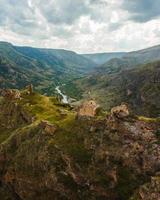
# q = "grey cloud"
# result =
<box><xmin>0</xmin><ymin>0</ymin><xmax>43</xmax><ymax>38</ymax></box>
<box><xmin>0</xmin><ymin>0</ymin><xmax>109</xmax><ymax>37</ymax></box>
<box><xmin>122</xmin><ymin>0</ymin><xmax>160</xmax><ymax>23</ymax></box>
<box><xmin>89</xmin><ymin>0</ymin><xmax>108</xmax><ymax>6</ymax></box>
<box><xmin>37</xmin><ymin>0</ymin><xmax>108</xmax><ymax>25</ymax></box>
<box><xmin>53</xmin><ymin>26</ymin><xmax>75</xmax><ymax>38</ymax></box>
<box><xmin>0</xmin><ymin>0</ymin><xmax>35</xmax><ymax>26</ymax></box>
<box><xmin>37</xmin><ymin>0</ymin><xmax>91</xmax><ymax>25</ymax></box>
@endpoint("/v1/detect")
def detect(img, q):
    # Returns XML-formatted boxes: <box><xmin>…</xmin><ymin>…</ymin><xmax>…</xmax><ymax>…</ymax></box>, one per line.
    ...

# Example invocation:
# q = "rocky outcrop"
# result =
<box><xmin>111</xmin><ymin>103</ymin><xmax>130</xmax><ymax>119</ymax></box>
<box><xmin>0</xmin><ymin>89</ymin><xmax>21</xmax><ymax>100</ymax></box>
<box><xmin>39</xmin><ymin>120</ymin><xmax>57</xmax><ymax>135</ymax></box>
<box><xmin>0</xmin><ymin>98</ymin><xmax>34</xmax><ymax>130</ymax></box>
<box><xmin>77</xmin><ymin>100</ymin><xmax>100</xmax><ymax>118</ymax></box>
<box><xmin>0</xmin><ymin>110</ymin><xmax>159</xmax><ymax>200</ymax></box>
<box><xmin>0</xmin><ymin>91</ymin><xmax>160</xmax><ymax>200</ymax></box>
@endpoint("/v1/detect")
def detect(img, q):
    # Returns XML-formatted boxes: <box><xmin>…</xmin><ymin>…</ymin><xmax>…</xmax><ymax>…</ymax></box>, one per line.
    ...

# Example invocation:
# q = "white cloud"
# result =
<box><xmin>0</xmin><ymin>0</ymin><xmax>160</xmax><ymax>53</ymax></box>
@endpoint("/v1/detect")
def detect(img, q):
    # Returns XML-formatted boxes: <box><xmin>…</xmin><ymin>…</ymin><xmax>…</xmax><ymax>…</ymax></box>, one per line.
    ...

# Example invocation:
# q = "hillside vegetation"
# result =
<box><xmin>0</xmin><ymin>41</ymin><xmax>96</xmax><ymax>95</ymax></box>
<box><xmin>0</xmin><ymin>88</ymin><xmax>159</xmax><ymax>200</ymax></box>
<box><xmin>78</xmin><ymin>60</ymin><xmax>160</xmax><ymax>117</ymax></box>
<box><xmin>97</xmin><ymin>44</ymin><xmax>160</xmax><ymax>74</ymax></box>
<box><xmin>76</xmin><ymin>45</ymin><xmax>160</xmax><ymax>117</ymax></box>
<box><xmin>82</xmin><ymin>52</ymin><xmax>126</xmax><ymax>65</ymax></box>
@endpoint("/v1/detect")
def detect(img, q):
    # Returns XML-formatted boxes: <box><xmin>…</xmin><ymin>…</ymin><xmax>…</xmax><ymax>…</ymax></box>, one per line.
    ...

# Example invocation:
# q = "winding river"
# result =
<box><xmin>55</xmin><ymin>86</ymin><xmax>69</xmax><ymax>104</ymax></box>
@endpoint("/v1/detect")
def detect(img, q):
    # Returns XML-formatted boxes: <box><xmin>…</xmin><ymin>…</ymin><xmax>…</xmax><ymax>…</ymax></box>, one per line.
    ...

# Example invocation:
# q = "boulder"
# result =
<box><xmin>111</xmin><ymin>103</ymin><xmax>129</xmax><ymax>119</ymax></box>
<box><xmin>77</xmin><ymin>100</ymin><xmax>100</xmax><ymax>118</ymax></box>
<box><xmin>39</xmin><ymin>120</ymin><xmax>57</xmax><ymax>135</ymax></box>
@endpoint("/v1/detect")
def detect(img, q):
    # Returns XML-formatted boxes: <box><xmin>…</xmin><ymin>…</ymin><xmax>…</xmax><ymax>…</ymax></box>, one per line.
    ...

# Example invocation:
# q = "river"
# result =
<box><xmin>55</xmin><ymin>86</ymin><xmax>69</xmax><ymax>104</ymax></box>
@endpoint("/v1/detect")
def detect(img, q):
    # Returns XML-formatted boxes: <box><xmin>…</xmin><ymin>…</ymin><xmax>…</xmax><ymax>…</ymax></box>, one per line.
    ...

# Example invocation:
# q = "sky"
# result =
<box><xmin>0</xmin><ymin>0</ymin><xmax>160</xmax><ymax>53</ymax></box>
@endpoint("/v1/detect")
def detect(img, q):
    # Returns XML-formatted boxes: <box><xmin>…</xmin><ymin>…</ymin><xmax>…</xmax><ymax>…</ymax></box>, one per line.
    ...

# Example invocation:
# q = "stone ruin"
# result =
<box><xmin>77</xmin><ymin>100</ymin><xmax>100</xmax><ymax>118</ymax></box>
<box><xmin>39</xmin><ymin>120</ymin><xmax>57</xmax><ymax>135</ymax></box>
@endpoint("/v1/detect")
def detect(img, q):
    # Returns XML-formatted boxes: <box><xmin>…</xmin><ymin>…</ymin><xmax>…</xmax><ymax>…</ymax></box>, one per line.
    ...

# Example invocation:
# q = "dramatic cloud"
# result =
<box><xmin>0</xmin><ymin>0</ymin><xmax>160</xmax><ymax>53</ymax></box>
<box><xmin>122</xmin><ymin>0</ymin><xmax>160</xmax><ymax>23</ymax></box>
<box><xmin>36</xmin><ymin>0</ymin><xmax>89</xmax><ymax>25</ymax></box>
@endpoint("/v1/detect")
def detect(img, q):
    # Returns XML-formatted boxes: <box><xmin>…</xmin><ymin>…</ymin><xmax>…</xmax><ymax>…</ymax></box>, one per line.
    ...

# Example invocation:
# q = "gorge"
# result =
<box><xmin>0</xmin><ymin>42</ymin><xmax>160</xmax><ymax>200</ymax></box>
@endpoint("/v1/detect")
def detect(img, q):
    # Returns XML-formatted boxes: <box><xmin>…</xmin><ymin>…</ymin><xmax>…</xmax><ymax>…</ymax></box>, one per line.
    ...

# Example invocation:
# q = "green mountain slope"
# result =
<box><xmin>82</xmin><ymin>52</ymin><xmax>126</xmax><ymax>65</ymax></box>
<box><xmin>78</xmin><ymin>60</ymin><xmax>160</xmax><ymax>117</ymax></box>
<box><xmin>0</xmin><ymin>42</ymin><xmax>96</xmax><ymax>94</ymax></box>
<box><xmin>76</xmin><ymin>45</ymin><xmax>160</xmax><ymax>117</ymax></box>
<box><xmin>97</xmin><ymin>44</ymin><xmax>160</xmax><ymax>74</ymax></box>
<box><xmin>15</xmin><ymin>46</ymin><xmax>96</xmax><ymax>73</ymax></box>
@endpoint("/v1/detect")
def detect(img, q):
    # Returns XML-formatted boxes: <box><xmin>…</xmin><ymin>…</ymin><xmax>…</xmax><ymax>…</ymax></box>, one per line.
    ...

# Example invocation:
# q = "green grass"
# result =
<box><xmin>18</xmin><ymin>92</ymin><xmax>76</xmax><ymax>127</ymax></box>
<box><xmin>138</xmin><ymin>116</ymin><xmax>160</xmax><ymax>123</ymax></box>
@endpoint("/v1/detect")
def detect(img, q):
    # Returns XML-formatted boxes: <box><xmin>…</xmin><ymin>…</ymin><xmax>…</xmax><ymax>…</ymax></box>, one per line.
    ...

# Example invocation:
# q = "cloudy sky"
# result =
<box><xmin>0</xmin><ymin>0</ymin><xmax>160</xmax><ymax>53</ymax></box>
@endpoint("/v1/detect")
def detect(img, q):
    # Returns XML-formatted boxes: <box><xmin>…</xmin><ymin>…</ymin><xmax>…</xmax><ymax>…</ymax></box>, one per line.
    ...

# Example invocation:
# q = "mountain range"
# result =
<box><xmin>0</xmin><ymin>41</ymin><xmax>160</xmax><ymax>200</ymax></box>
<box><xmin>0</xmin><ymin>41</ymin><xmax>160</xmax><ymax>117</ymax></box>
<box><xmin>82</xmin><ymin>52</ymin><xmax>126</xmax><ymax>65</ymax></box>
<box><xmin>77</xmin><ymin>45</ymin><xmax>160</xmax><ymax>117</ymax></box>
<box><xmin>0</xmin><ymin>41</ymin><xmax>96</xmax><ymax>94</ymax></box>
<box><xmin>96</xmin><ymin>44</ymin><xmax>160</xmax><ymax>74</ymax></box>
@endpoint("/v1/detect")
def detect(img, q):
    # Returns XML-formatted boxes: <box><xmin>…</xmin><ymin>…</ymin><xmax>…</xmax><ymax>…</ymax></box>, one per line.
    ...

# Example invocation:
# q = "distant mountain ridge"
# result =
<box><xmin>97</xmin><ymin>44</ymin><xmax>160</xmax><ymax>74</ymax></box>
<box><xmin>78</xmin><ymin>44</ymin><xmax>160</xmax><ymax>117</ymax></box>
<box><xmin>14</xmin><ymin>45</ymin><xmax>96</xmax><ymax>73</ymax></box>
<box><xmin>82</xmin><ymin>52</ymin><xmax>126</xmax><ymax>65</ymax></box>
<box><xmin>0</xmin><ymin>41</ymin><xmax>96</xmax><ymax>94</ymax></box>
<box><xmin>1</xmin><ymin>41</ymin><xmax>160</xmax><ymax>110</ymax></box>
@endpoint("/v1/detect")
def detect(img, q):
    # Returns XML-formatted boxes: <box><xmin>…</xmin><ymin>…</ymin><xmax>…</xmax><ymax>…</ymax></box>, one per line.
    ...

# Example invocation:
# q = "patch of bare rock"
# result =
<box><xmin>77</xmin><ymin>100</ymin><xmax>100</xmax><ymax>119</ymax></box>
<box><xmin>0</xmin><ymin>89</ymin><xmax>21</xmax><ymax>100</ymax></box>
<box><xmin>111</xmin><ymin>103</ymin><xmax>130</xmax><ymax>119</ymax></box>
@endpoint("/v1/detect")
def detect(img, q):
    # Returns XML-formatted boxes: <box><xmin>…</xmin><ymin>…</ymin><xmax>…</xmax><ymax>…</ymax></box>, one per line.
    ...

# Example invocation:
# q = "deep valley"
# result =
<box><xmin>0</xmin><ymin>42</ymin><xmax>160</xmax><ymax>200</ymax></box>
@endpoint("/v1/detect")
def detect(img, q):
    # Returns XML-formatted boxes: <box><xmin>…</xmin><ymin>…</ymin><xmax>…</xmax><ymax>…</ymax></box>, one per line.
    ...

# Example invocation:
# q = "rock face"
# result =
<box><xmin>39</xmin><ymin>120</ymin><xmax>57</xmax><ymax>135</ymax></box>
<box><xmin>111</xmin><ymin>103</ymin><xmax>129</xmax><ymax>119</ymax></box>
<box><xmin>0</xmin><ymin>89</ymin><xmax>21</xmax><ymax>100</ymax></box>
<box><xmin>130</xmin><ymin>175</ymin><xmax>160</xmax><ymax>200</ymax></box>
<box><xmin>77</xmin><ymin>100</ymin><xmax>100</xmax><ymax>118</ymax></box>
<box><xmin>0</xmin><ymin>95</ymin><xmax>34</xmax><ymax>130</ymax></box>
<box><xmin>0</xmin><ymin>91</ymin><xmax>160</xmax><ymax>200</ymax></box>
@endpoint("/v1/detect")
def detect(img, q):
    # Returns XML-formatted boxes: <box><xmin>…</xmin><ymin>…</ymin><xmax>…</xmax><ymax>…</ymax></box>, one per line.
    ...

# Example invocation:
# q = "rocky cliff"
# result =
<box><xmin>0</xmin><ymin>90</ymin><xmax>159</xmax><ymax>200</ymax></box>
